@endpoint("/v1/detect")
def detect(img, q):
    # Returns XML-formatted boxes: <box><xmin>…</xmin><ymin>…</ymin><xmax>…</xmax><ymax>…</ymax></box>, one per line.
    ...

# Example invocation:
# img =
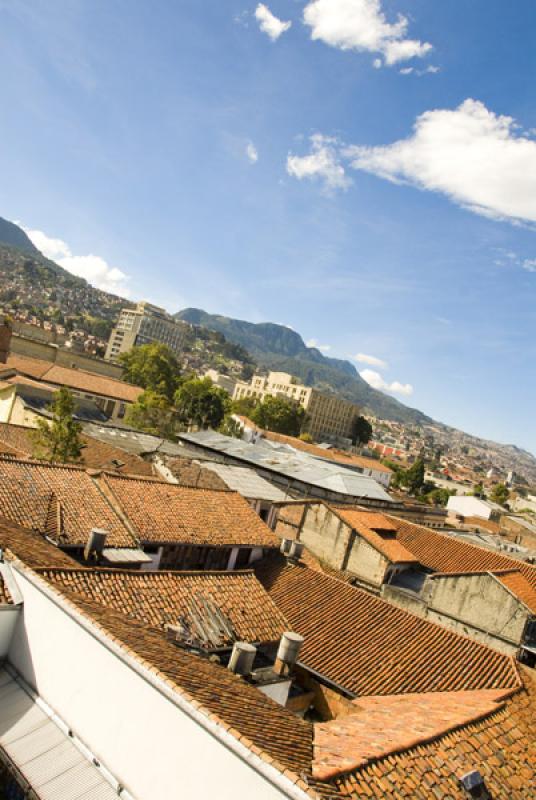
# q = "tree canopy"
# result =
<box><xmin>250</xmin><ymin>394</ymin><xmax>306</xmax><ymax>437</ymax></box>
<box><xmin>351</xmin><ymin>415</ymin><xmax>373</xmax><ymax>446</ymax></box>
<box><xmin>174</xmin><ymin>377</ymin><xmax>230</xmax><ymax>430</ymax></box>
<box><xmin>489</xmin><ymin>482</ymin><xmax>510</xmax><ymax>506</ymax></box>
<box><xmin>124</xmin><ymin>390</ymin><xmax>176</xmax><ymax>438</ymax></box>
<box><xmin>32</xmin><ymin>387</ymin><xmax>83</xmax><ymax>463</ymax></box>
<box><xmin>119</xmin><ymin>343</ymin><xmax>182</xmax><ymax>402</ymax></box>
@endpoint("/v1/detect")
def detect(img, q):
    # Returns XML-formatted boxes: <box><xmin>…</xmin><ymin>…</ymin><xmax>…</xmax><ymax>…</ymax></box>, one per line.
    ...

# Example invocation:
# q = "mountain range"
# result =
<box><xmin>175</xmin><ymin>308</ymin><xmax>430</xmax><ymax>425</ymax></box>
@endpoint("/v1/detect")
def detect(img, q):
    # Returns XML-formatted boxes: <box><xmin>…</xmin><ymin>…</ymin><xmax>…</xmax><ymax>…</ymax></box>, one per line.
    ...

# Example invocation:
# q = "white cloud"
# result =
<box><xmin>21</xmin><ymin>225</ymin><xmax>131</xmax><ymax>296</ymax></box>
<box><xmin>306</xmin><ymin>337</ymin><xmax>331</xmax><ymax>352</ymax></box>
<box><xmin>246</xmin><ymin>141</ymin><xmax>259</xmax><ymax>164</ymax></box>
<box><xmin>360</xmin><ymin>368</ymin><xmax>413</xmax><ymax>396</ymax></box>
<box><xmin>255</xmin><ymin>4</ymin><xmax>291</xmax><ymax>41</ymax></box>
<box><xmin>522</xmin><ymin>259</ymin><xmax>536</xmax><ymax>273</ymax></box>
<box><xmin>353</xmin><ymin>352</ymin><xmax>387</xmax><ymax>368</ymax></box>
<box><xmin>287</xmin><ymin>134</ymin><xmax>351</xmax><ymax>192</ymax></box>
<box><xmin>344</xmin><ymin>99</ymin><xmax>536</xmax><ymax>224</ymax></box>
<box><xmin>400</xmin><ymin>64</ymin><xmax>440</xmax><ymax>76</ymax></box>
<box><xmin>303</xmin><ymin>0</ymin><xmax>432</xmax><ymax>66</ymax></box>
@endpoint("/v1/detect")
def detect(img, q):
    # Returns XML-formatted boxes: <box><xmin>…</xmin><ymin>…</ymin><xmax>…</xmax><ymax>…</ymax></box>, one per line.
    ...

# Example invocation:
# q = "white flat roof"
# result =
<box><xmin>0</xmin><ymin>666</ymin><xmax>127</xmax><ymax>799</ymax></box>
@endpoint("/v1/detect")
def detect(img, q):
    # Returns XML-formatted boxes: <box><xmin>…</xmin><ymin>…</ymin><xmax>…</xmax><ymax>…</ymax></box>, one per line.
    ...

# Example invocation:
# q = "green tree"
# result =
<box><xmin>124</xmin><ymin>390</ymin><xmax>176</xmax><ymax>438</ymax></box>
<box><xmin>231</xmin><ymin>396</ymin><xmax>258</xmax><ymax>418</ymax></box>
<box><xmin>31</xmin><ymin>387</ymin><xmax>83</xmax><ymax>463</ymax></box>
<box><xmin>404</xmin><ymin>458</ymin><xmax>425</xmax><ymax>495</ymax></box>
<box><xmin>350</xmin><ymin>415</ymin><xmax>373</xmax><ymax>446</ymax></box>
<box><xmin>119</xmin><ymin>343</ymin><xmax>181</xmax><ymax>402</ymax></box>
<box><xmin>490</xmin><ymin>482</ymin><xmax>510</xmax><ymax>506</ymax></box>
<box><xmin>472</xmin><ymin>482</ymin><xmax>486</xmax><ymax>499</ymax></box>
<box><xmin>251</xmin><ymin>394</ymin><xmax>306</xmax><ymax>437</ymax></box>
<box><xmin>174</xmin><ymin>377</ymin><xmax>230</xmax><ymax>430</ymax></box>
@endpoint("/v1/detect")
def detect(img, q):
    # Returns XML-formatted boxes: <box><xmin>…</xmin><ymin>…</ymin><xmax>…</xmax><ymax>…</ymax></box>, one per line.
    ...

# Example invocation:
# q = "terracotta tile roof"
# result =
<box><xmin>0</xmin><ymin>458</ymin><xmax>137</xmax><ymax>548</ymax></box>
<box><xmin>0</xmin><ymin>573</ymin><xmax>12</xmax><ymax>603</ymax></box>
<box><xmin>331</xmin><ymin>508</ymin><xmax>418</xmax><ymax>564</ymax></box>
<box><xmin>313</xmin><ymin>688</ymin><xmax>514</xmax><ymax>780</ymax></box>
<box><xmin>392</xmin><ymin>516</ymin><xmax>536</xmax><ymax>589</ymax></box>
<box><xmin>101</xmin><ymin>474</ymin><xmax>279</xmax><ymax>547</ymax></box>
<box><xmin>27</xmin><ymin>571</ymin><xmax>315</xmax><ymax>790</ymax></box>
<box><xmin>5</xmin><ymin>354</ymin><xmax>142</xmax><ymax>403</ymax></box>
<box><xmin>495</xmin><ymin>570</ymin><xmax>536</xmax><ymax>614</ymax></box>
<box><xmin>322</xmin><ymin>669</ymin><xmax>536</xmax><ymax>799</ymax></box>
<box><xmin>0</xmin><ymin>517</ymin><xmax>80</xmax><ymax>569</ymax></box>
<box><xmin>0</xmin><ymin>422</ymin><xmax>154</xmax><ymax>476</ymax></box>
<box><xmin>256</xmin><ymin>558</ymin><xmax>520</xmax><ymax>696</ymax></box>
<box><xmin>38</xmin><ymin>567</ymin><xmax>289</xmax><ymax>645</ymax></box>
<box><xmin>239</xmin><ymin>420</ymin><xmax>392</xmax><ymax>474</ymax></box>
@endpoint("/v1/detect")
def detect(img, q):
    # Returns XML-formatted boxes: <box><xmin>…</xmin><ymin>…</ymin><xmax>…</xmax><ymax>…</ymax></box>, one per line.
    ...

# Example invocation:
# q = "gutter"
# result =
<box><xmin>11</xmin><ymin>563</ymin><xmax>316</xmax><ymax>800</ymax></box>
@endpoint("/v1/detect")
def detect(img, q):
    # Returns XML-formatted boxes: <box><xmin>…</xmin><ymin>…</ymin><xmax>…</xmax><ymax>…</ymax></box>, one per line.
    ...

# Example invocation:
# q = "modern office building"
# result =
<box><xmin>105</xmin><ymin>301</ymin><xmax>188</xmax><ymax>361</ymax></box>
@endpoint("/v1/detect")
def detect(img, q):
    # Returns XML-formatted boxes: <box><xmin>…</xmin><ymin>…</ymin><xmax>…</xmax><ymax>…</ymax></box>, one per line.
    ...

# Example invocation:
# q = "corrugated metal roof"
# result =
<box><xmin>201</xmin><ymin>463</ymin><xmax>287</xmax><ymax>502</ymax></box>
<box><xmin>179</xmin><ymin>431</ymin><xmax>393</xmax><ymax>503</ymax></box>
<box><xmin>102</xmin><ymin>548</ymin><xmax>153</xmax><ymax>564</ymax></box>
<box><xmin>0</xmin><ymin>667</ymin><xmax>124</xmax><ymax>800</ymax></box>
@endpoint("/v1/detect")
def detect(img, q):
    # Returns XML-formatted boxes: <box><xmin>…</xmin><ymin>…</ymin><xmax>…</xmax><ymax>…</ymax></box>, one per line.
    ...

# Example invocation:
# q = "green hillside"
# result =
<box><xmin>175</xmin><ymin>308</ymin><xmax>430</xmax><ymax>425</ymax></box>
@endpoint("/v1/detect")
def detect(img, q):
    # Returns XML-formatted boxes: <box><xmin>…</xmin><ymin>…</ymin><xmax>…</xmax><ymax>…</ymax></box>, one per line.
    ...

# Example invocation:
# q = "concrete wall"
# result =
<box><xmin>384</xmin><ymin>572</ymin><xmax>529</xmax><ymax>655</ymax></box>
<box><xmin>345</xmin><ymin>535</ymin><xmax>388</xmax><ymax>588</ymax></box>
<box><xmin>8</xmin><ymin>567</ymin><xmax>293</xmax><ymax>800</ymax></box>
<box><xmin>299</xmin><ymin>505</ymin><xmax>352</xmax><ymax>570</ymax></box>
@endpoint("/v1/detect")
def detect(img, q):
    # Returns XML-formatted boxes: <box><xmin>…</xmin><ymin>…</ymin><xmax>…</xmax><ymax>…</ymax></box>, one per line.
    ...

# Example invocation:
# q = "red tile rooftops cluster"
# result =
<box><xmin>0</xmin><ymin>458</ymin><xmax>135</xmax><ymax>548</ymax></box>
<box><xmin>313</xmin><ymin>688</ymin><xmax>515</xmax><ymax>781</ymax></box>
<box><xmin>0</xmin><ymin>422</ymin><xmax>154</xmax><ymax>477</ymax></box>
<box><xmin>38</xmin><ymin>567</ymin><xmax>288</xmax><ymax>645</ymax></box>
<box><xmin>256</xmin><ymin>559</ymin><xmax>520</xmax><ymax>696</ymax></box>
<box><xmin>5</xmin><ymin>353</ymin><xmax>143</xmax><ymax>403</ymax></box>
<box><xmin>102</xmin><ymin>473</ymin><xmax>279</xmax><ymax>547</ymax></box>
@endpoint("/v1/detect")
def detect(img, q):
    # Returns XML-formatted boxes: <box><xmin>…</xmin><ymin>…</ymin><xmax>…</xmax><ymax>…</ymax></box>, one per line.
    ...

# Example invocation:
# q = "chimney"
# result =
<box><xmin>273</xmin><ymin>631</ymin><xmax>304</xmax><ymax>677</ymax></box>
<box><xmin>280</xmin><ymin>538</ymin><xmax>292</xmax><ymax>555</ymax></box>
<box><xmin>287</xmin><ymin>540</ymin><xmax>304</xmax><ymax>563</ymax></box>
<box><xmin>228</xmin><ymin>641</ymin><xmax>257</xmax><ymax>676</ymax></box>
<box><xmin>84</xmin><ymin>528</ymin><xmax>108</xmax><ymax>562</ymax></box>
<box><xmin>0</xmin><ymin>316</ymin><xmax>12</xmax><ymax>365</ymax></box>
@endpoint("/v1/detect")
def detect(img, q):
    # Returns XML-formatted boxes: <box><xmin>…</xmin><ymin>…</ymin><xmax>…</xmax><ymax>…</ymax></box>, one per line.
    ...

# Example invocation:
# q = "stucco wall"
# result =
<box><xmin>8</xmin><ymin>568</ymin><xmax>292</xmax><ymax>800</ymax></box>
<box><xmin>345</xmin><ymin>536</ymin><xmax>387</xmax><ymax>587</ymax></box>
<box><xmin>300</xmin><ymin>505</ymin><xmax>351</xmax><ymax>569</ymax></box>
<box><xmin>428</xmin><ymin>573</ymin><xmax>528</xmax><ymax>647</ymax></box>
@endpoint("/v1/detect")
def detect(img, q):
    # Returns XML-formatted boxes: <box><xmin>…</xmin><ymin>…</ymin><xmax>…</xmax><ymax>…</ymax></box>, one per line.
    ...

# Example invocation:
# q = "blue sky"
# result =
<box><xmin>0</xmin><ymin>0</ymin><xmax>535</xmax><ymax>453</ymax></box>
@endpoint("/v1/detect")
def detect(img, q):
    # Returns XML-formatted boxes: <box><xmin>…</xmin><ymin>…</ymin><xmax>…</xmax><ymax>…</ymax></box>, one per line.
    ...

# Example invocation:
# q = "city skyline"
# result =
<box><xmin>0</xmin><ymin>1</ymin><xmax>534</xmax><ymax>452</ymax></box>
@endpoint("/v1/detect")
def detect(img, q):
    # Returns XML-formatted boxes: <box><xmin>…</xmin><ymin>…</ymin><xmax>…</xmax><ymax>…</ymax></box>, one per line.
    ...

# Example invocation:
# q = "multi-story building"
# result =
<box><xmin>105</xmin><ymin>301</ymin><xmax>188</xmax><ymax>362</ymax></box>
<box><xmin>233</xmin><ymin>371</ymin><xmax>360</xmax><ymax>442</ymax></box>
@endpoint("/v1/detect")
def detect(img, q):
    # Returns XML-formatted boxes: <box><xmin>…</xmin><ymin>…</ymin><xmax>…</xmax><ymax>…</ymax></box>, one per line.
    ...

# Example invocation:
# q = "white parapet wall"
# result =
<box><xmin>7</xmin><ymin>566</ymin><xmax>300</xmax><ymax>800</ymax></box>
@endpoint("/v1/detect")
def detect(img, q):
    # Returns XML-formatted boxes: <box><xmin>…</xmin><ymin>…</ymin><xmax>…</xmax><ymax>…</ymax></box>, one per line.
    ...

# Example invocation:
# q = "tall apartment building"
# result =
<box><xmin>233</xmin><ymin>370</ymin><xmax>360</xmax><ymax>442</ymax></box>
<box><xmin>105</xmin><ymin>301</ymin><xmax>187</xmax><ymax>362</ymax></box>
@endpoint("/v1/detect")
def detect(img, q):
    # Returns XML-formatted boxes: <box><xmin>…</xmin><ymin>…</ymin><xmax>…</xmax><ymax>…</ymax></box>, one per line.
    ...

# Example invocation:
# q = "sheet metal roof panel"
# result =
<box><xmin>102</xmin><ymin>548</ymin><xmax>153</xmax><ymax>564</ymax></box>
<box><xmin>0</xmin><ymin>668</ymin><xmax>123</xmax><ymax>800</ymax></box>
<box><xmin>203</xmin><ymin>463</ymin><xmax>288</xmax><ymax>501</ymax></box>
<box><xmin>179</xmin><ymin>431</ymin><xmax>394</xmax><ymax>502</ymax></box>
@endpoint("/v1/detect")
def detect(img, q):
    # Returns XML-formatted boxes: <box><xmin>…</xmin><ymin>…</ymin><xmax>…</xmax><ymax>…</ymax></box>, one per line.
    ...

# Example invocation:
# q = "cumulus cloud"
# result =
<box><xmin>344</xmin><ymin>99</ymin><xmax>536</xmax><ymax>224</ymax></box>
<box><xmin>522</xmin><ymin>259</ymin><xmax>536</xmax><ymax>273</ymax></box>
<box><xmin>287</xmin><ymin>134</ymin><xmax>351</xmax><ymax>192</ymax></box>
<box><xmin>303</xmin><ymin>0</ymin><xmax>432</xmax><ymax>66</ymax></box>
<box><xmin>360</xmin><ymin>368</ymin><xmax>413</xmax><ymax>396</ymax></box>
<box><xmin>399</xmin><ymin>64</ymin><xmax>439</xmax><ymax>76</ymax></box>
<box><xmin>353</xmin><ymin>352</ymin><xmax>387</xmax><ymax>368</ymax></box>
<box><xmin>22</xmin><ymin>226</ymin><xmax>130</xmax><ymax>296</ymax></box>
<box><xmin>255</xmin><ymin>4</ymin><xmax>291</xmax><ymax>40</ymax></box>
<box><xmin>306</xmin><ymin>337</ymin><xmax>331</xmax><ymax>352</ymax></box>
<box><xmin>246</xmin><ymin>141</ymin><xmax>259</xmax><ymax>163</ymax></box>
